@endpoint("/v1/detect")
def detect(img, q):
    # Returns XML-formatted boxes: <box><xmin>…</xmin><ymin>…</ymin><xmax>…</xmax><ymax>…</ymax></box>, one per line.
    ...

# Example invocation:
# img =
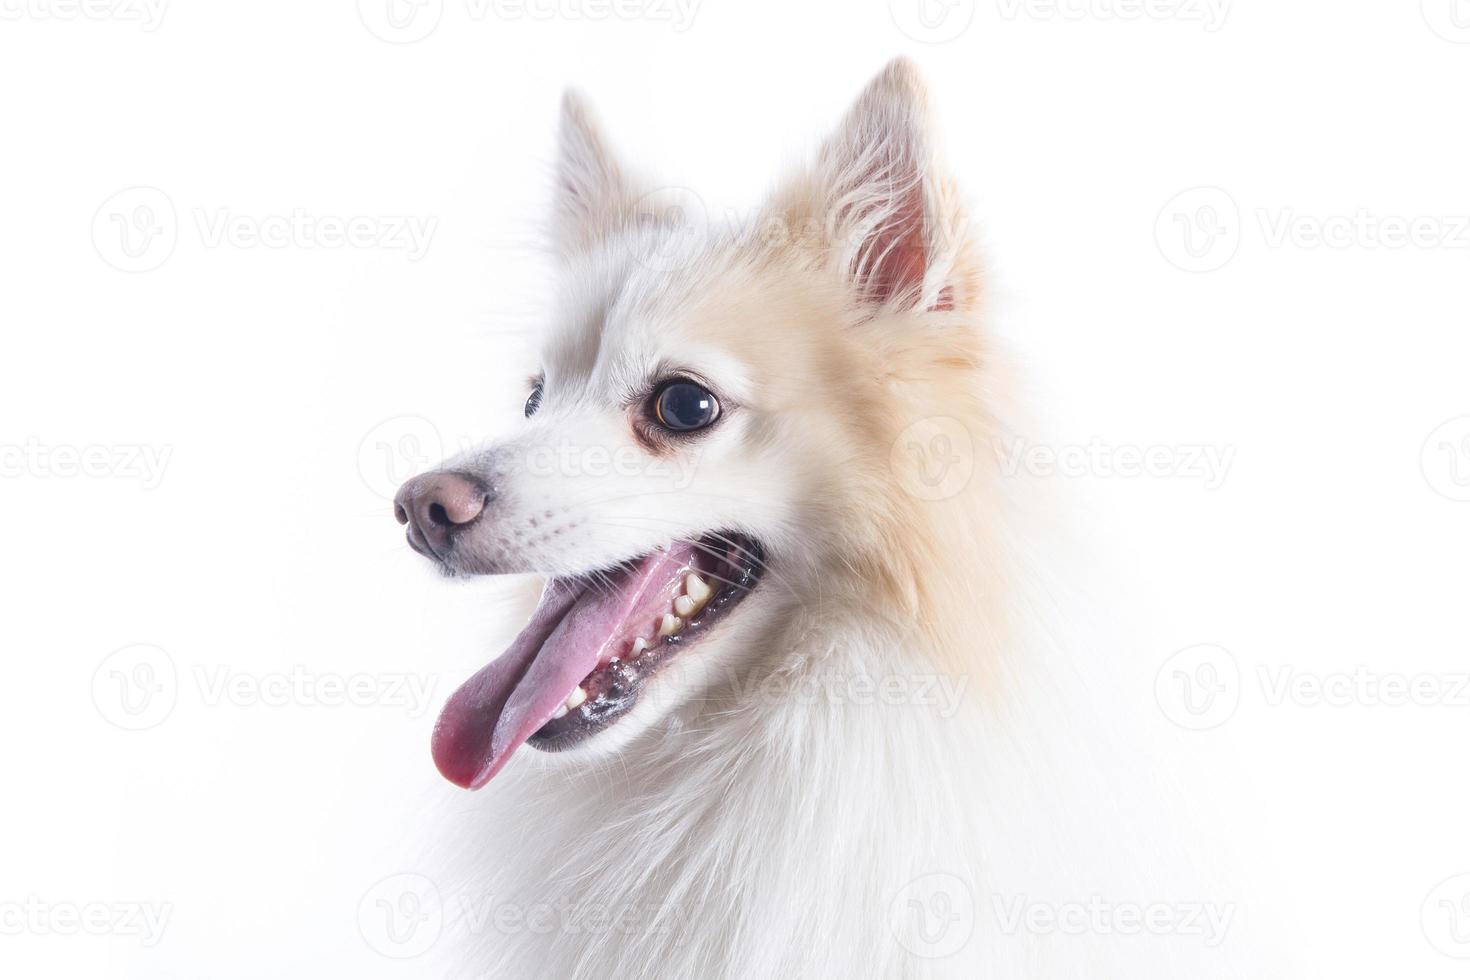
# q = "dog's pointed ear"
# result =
<box><xmin>796</xmin><ymin>59</ymin><xmax>974</xmax><ymax>314</ymax></box>
<box><xmin>554</xmin><ymin>90</ymin><xmax>636</xmax><ymax>254</ymax></box>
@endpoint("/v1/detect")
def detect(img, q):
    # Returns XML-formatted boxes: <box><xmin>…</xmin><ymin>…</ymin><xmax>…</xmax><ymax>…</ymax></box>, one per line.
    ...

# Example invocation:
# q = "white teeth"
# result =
<box><xmin>685</xmin><ymin>573</ymin><xmax>712</xmax><ymax>605</ymax></box>
<box><xmin>551</xmin><ymin>703</ymin><xmax>568</xmax><ymax>720</ymax></box>
<box><xmin>564</xmin><ymin>686</ymin><xmax>587</xmax><ymax>711</ymax></box>
<box><xmin>659</xmin><ymin>575</ymin><xmax>712</xmax><ymax>636</ymax></box>
<box><xmin>631</xmin><ymin>636</ymin><xmax>649</xmax><ymax>656</ymax></box>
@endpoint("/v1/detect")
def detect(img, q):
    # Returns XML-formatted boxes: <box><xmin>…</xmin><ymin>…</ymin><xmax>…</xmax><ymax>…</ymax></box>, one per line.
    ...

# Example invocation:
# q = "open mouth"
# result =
<box><xmin>431</xmin><ymin>532</ymin><xmax>763</xmax><ymax>789</ymax></box>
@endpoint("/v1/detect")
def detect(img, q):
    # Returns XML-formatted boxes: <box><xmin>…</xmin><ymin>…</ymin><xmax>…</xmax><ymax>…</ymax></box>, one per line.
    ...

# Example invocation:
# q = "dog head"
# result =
<box><xmin>395</xmin><ymin>59</ymin><xmax>988</xmax><ymax>788</ymax></box>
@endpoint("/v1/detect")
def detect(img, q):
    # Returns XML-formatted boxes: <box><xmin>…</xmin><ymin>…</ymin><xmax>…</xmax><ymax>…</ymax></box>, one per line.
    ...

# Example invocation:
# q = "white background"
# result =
<box><xmin>3</xmin><ymin>1</ymin><xmax>1470</xmax><ymax>976</ymax></box>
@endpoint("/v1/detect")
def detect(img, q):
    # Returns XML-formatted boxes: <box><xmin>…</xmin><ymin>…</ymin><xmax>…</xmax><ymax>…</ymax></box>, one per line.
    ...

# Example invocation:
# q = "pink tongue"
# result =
<box><xmin>431</xmin><ymin>544</ymin><xmax>696</xmax><ymax>789</ymax></box>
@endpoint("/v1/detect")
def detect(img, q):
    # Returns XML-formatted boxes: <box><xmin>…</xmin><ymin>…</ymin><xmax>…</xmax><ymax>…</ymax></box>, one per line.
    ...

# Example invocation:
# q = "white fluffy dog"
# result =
<box><xmin>394</xmin><ymin>60</ymin><xmax>1264</xmax><ymax>980</ymax></box>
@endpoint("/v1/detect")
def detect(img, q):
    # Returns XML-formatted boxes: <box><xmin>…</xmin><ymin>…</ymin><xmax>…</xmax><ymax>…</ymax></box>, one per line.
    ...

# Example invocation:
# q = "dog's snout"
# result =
<box><xmin>394</xmin><ymin>472</ymin><xmax>490</xmax><ymax>559</ymax></box>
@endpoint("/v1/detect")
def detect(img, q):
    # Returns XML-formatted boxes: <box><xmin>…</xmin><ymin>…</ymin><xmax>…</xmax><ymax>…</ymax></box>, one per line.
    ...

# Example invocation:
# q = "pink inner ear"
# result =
<box><xmin>856</xmin><ymin>184</ymin><xmax>930</xmax><ymax>310</ymax></box>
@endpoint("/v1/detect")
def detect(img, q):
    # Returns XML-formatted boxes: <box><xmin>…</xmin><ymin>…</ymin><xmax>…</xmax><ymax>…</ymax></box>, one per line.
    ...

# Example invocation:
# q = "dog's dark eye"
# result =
<box><xmin>524</xmin><ymin>382</ymin><xmax>543</xmax><ymax>418</ymax></box>
<box><xmin>652</xmin><ymin>380</ymin><xmax>719</xmax><ymax>432</ymax></box>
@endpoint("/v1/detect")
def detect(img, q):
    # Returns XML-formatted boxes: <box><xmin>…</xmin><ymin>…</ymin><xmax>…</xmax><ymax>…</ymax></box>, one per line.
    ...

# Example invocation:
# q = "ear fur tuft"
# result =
<box><xmin>810</xmin><ymin>58</ymin><xmax>973</xmax><ymax>314</ymax></box>
<box><xmin>554</xmin><ymin>90</ymin><xmax>634</xmax><ymax>253</ymax></box>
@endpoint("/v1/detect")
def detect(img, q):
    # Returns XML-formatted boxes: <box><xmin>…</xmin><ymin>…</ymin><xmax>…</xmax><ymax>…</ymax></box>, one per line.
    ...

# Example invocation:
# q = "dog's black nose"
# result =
<box><xmin>394</xmin><ymin>472</ymin><xmax>489</xmax><ymax>559</ymax></box>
